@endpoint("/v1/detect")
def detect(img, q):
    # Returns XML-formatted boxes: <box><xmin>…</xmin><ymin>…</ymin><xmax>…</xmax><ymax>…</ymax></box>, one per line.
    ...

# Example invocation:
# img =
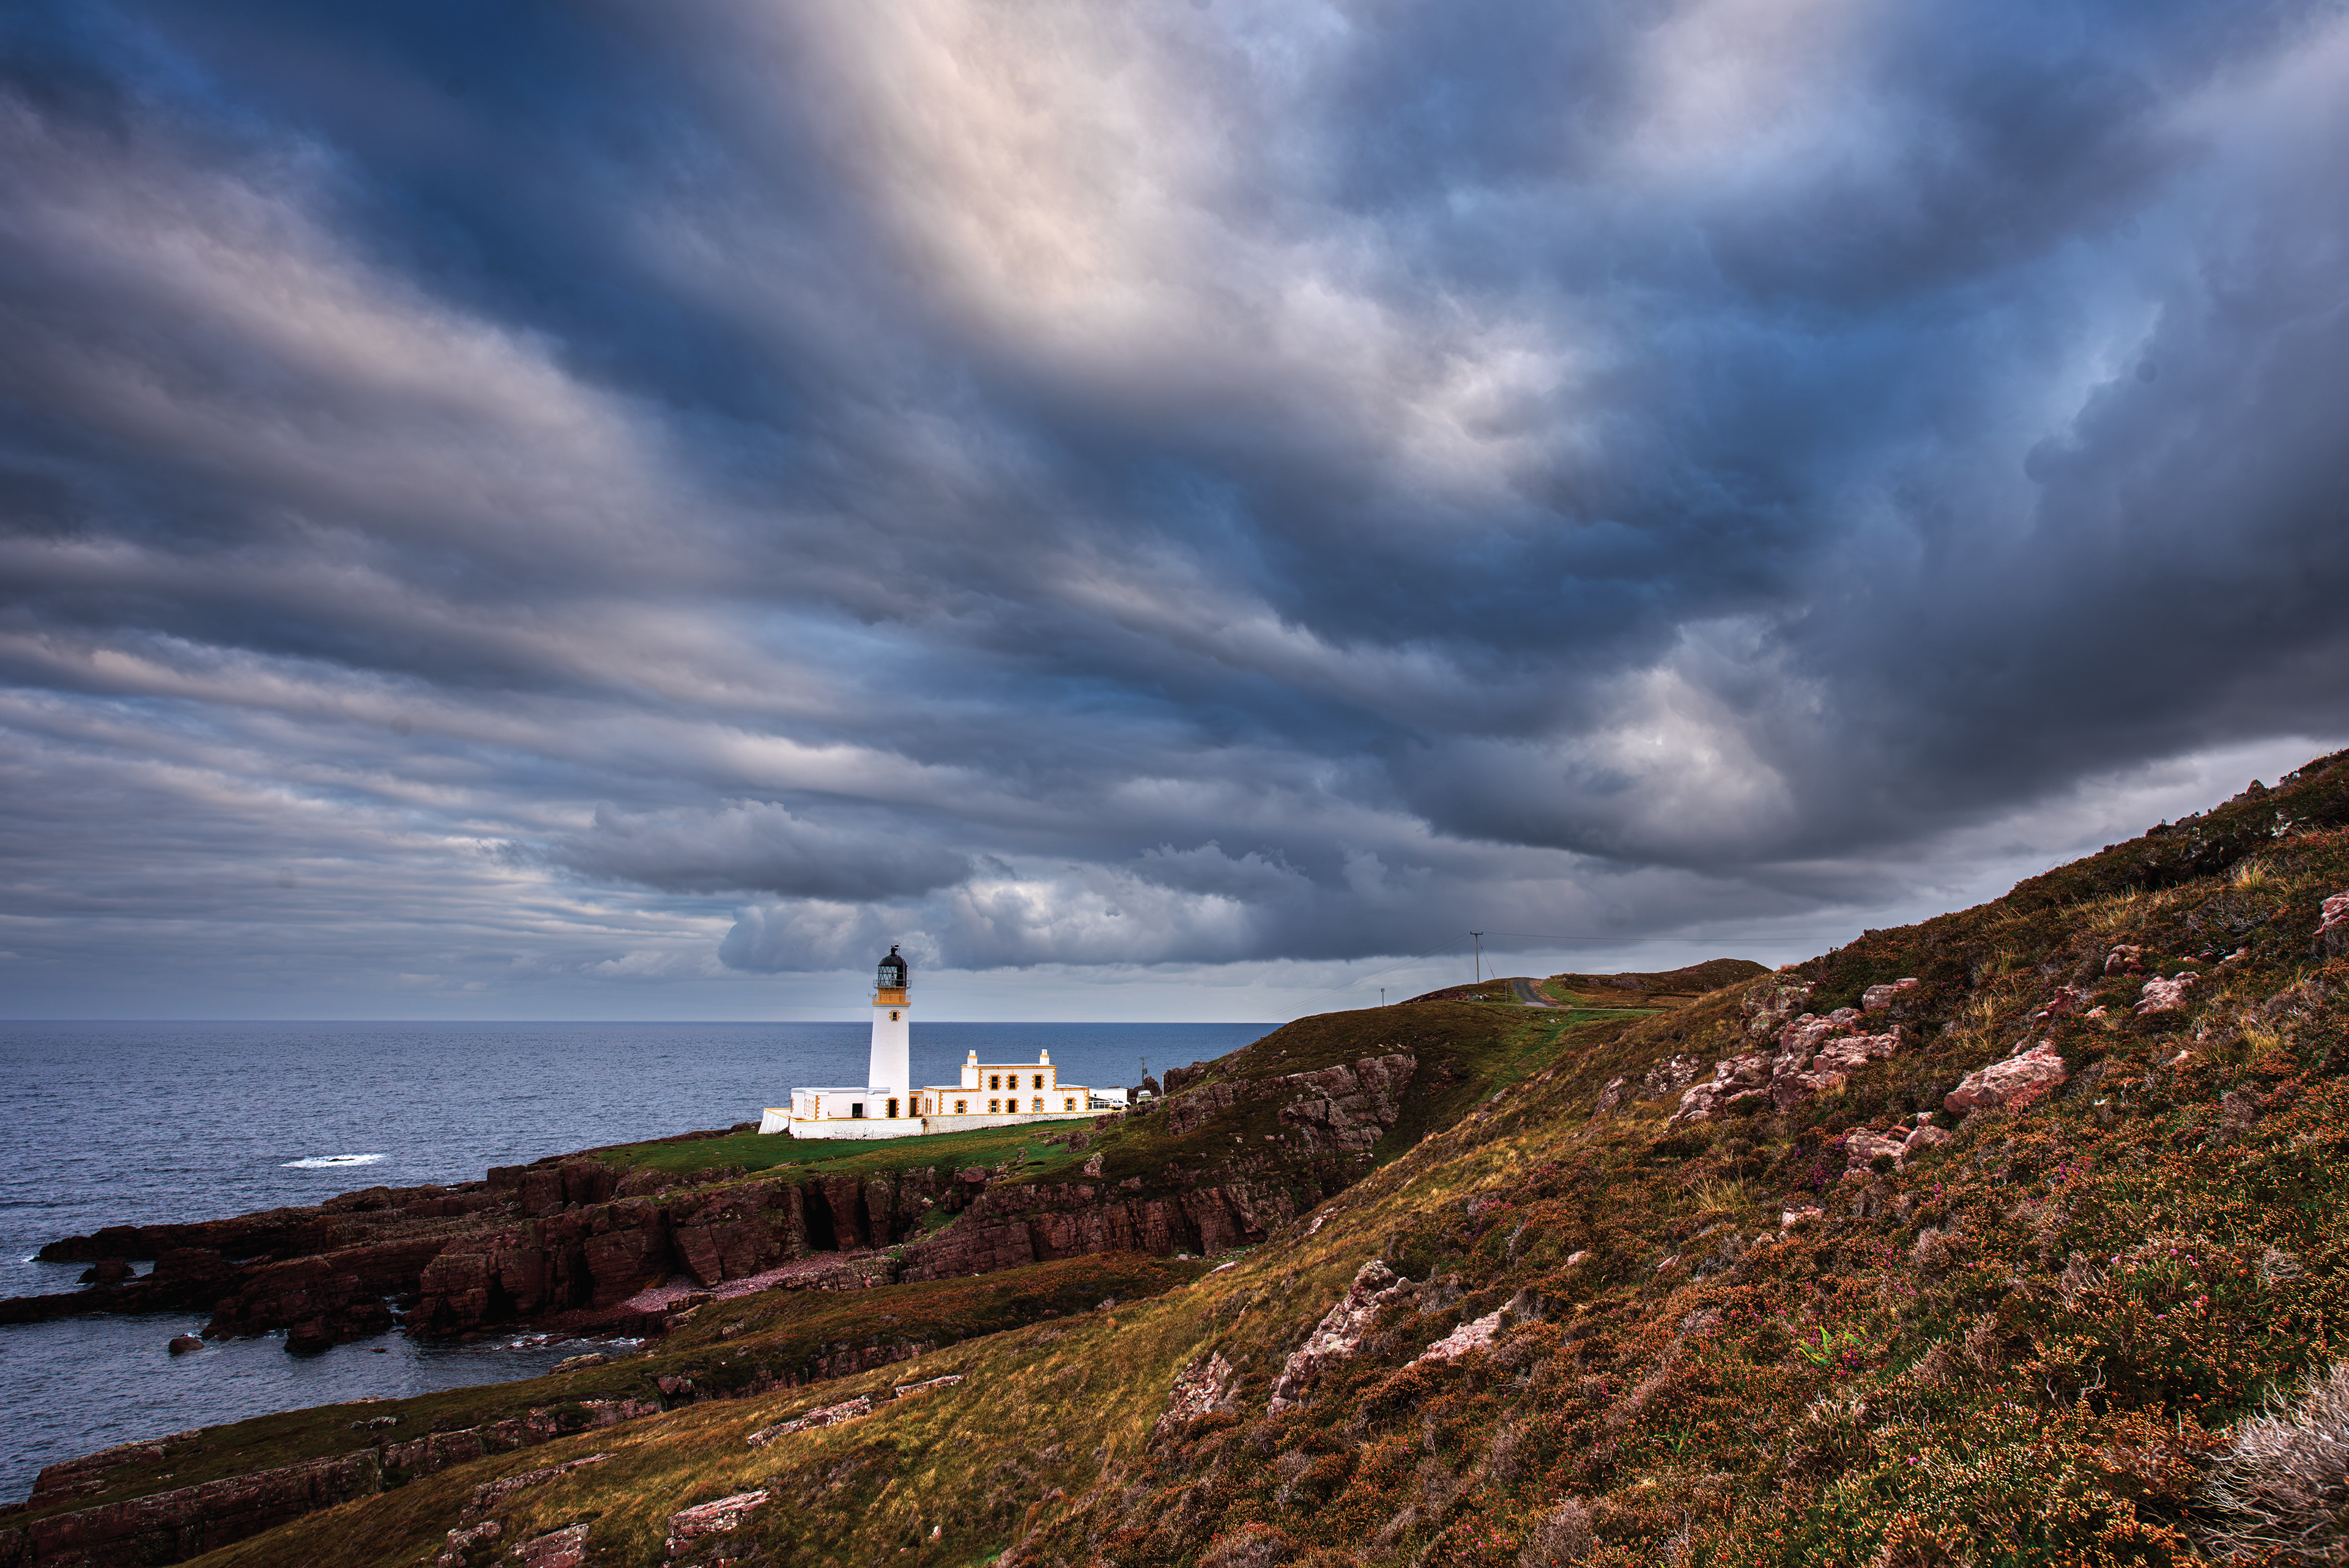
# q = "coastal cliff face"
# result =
<box><xmin>0</xmin><ymin>949</ymin><xmax>1612</xmax><ymax>1563</ymax></box>
<box><xmin>17</xmin><ymin>1013</ymin><xmax>1515</xmax><ymax>1351</ymax></box>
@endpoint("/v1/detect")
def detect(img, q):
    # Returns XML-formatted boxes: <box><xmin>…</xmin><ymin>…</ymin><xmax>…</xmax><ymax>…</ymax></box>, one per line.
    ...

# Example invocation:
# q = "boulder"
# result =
<box><xmin>80</xmin><ymin>1259</ymin><xmax>133</xmax><ymax>1285</ymax></box>
<box><xmin>283</xmin><ymin>1320</ymin><xmax>334</xmax><ymax>1356</ymax></box>
<box><xmin>1741</xmin><ymin>978</ymin><xmax>1816</xmax><ymax>1039</ymax></box>
<box><xmin>1901</xmin><ymin>1123</ymin><xmax>1953</xmax><ymax>1162</ymax></box>
<box><xmin>664</xmin><ymin>1491</ymin><xmax>768</xmax><ymax>1558</ymax></box>
<box><xmin>167</xmin><ymin>1334</ymin><xmax>204</xmax><ymax>1354</ymax></box>
<box><xmin>514</xmin><ymin>1524</ymin><xmax>591</xmax><ymax>1568</ymax></box>
<box><xmin>1861</xmin><ymin>978</ymin><xmax>1921</xmax><ymax>1011</ymax></box>
<box><xmin>1416</xmin><ymin>1309</ymin><xmax>1504</xmax><ymax>1364</ymax></box>
<box><xmin>2317</xmin><ymin>891</ymin><xmax>2349</xmax><ymax>956</ymax></box>
<box><xmin>2134</xmin><ymin>973</ymin><xmax>2200</xmax><ymax>1016</ymax></box>
<box><xmin>1842</xmin><ymin>1131</ymin><xmax>1909</xmax><ymax>1174</ymax></box>
<box><xmin>1945</xmin><ymin>1042</ymin><xmax>2069</xmax><ymax>1116</ymax></box>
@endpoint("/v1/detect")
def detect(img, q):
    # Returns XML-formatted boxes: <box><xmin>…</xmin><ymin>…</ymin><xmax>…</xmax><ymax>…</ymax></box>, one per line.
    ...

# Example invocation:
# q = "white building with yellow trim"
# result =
<box><xmin>758</xmin><ymin>946</ymin><xmax>1127</xmax><ymax>1140</ymax></box>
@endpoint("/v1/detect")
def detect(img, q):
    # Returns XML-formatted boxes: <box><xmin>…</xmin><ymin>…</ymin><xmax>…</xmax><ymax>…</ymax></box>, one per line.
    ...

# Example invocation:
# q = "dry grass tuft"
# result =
<box><xmin>1518</xmin><ymin>1498</ymin><xmax>1596</xmax><ymax>1566</ymax></box>
<box><xmin>2202</xmin><ymin>1359</ymin><xmax>2349</xmax><ymax>1561</ymax></box>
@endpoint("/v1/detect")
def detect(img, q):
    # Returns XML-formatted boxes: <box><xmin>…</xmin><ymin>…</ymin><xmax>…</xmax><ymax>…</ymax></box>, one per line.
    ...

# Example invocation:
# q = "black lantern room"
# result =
<box><xmin>876</xmin><ymin>945</ymin><xmax>908</xmax><ymax>991</ymax></box>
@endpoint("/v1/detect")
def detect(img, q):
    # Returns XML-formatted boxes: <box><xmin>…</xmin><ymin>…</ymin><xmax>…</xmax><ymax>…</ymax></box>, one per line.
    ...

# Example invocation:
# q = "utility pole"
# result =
<box><xmin>1379</xmin><ymin>987</ymin><xmax>1385</xmax><ymax>1006</ymax></box>
<box><xmin>1472</xmin><ymin>932</ymin><xmax>1484</xmax><ymax>984</ymax></box>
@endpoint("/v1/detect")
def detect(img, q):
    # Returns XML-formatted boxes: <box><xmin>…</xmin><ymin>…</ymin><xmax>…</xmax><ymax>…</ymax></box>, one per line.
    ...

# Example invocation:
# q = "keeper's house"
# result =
<box><xmin>758</xmin><ymin>946</ymin><xmax>1127</xmax><ymax>1140</ymax></box>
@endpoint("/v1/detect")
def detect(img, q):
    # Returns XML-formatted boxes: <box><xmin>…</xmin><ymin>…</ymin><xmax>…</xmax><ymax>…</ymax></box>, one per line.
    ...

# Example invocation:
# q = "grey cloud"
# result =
<box><xmin>554</xmin><ymin>803</ymin><xmax>972</xmax><ymax>901</ymax></box>
<box><xmin>2</xmin><ymin>0</ymin><xmax>2348</xmax><ymax>1016</ymax></box>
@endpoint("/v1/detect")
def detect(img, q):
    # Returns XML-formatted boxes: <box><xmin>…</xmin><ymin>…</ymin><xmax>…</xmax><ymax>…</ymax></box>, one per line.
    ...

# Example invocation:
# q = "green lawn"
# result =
<box><xmin>586</xmin><ymin>1122</ymin><xmax>1098</xmax><ymax>1184</ymax></box>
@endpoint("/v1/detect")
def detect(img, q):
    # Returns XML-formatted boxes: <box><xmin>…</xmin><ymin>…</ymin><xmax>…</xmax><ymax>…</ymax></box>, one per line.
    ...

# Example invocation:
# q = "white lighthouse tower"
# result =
<box><xmin>869</xmin><ymin>944</ymin><xmax>910</xmax><ymax>1109</ymax></box>
<box><xmin>766</xmin><ymin>940</ymin><xmax>1116</xmax><ymax>1137</ymax></box>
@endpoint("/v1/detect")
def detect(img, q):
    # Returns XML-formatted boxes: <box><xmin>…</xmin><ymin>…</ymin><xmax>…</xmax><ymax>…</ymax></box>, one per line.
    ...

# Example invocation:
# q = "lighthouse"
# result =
<box><xmin>762</xmin><ymin>941</ymin><xmax>1121</xmax><ymax>1136</ymax></box>
<box><xmin>869</xmin><ymin>943</ymin><xmax>910</xmax><ymax>1113</ymax></box>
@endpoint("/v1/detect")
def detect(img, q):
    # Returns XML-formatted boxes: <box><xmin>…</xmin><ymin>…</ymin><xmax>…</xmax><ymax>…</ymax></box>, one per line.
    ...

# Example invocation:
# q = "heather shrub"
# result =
<box><xmin>2202</xmin><ymin>1359</ymin><xmax>2349</xmax><ymax>1562</ymax></box>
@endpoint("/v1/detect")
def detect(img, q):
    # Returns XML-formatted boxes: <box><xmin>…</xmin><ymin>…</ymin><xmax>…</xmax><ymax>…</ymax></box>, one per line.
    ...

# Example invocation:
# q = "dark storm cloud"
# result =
<box><xmin>2</xmin><ymin>0</ymin><xmax>2346</xmax><ymax>1010</ymax></box>
<box><xmin>555</xmin><ymin>803</ymin><xmax>973</xmax><ymax>902</ymax></box>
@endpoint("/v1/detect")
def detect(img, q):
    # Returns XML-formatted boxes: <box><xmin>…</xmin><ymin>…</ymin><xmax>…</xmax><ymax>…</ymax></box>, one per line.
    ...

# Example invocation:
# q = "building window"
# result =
<box><xmin>955</xmin><ymin>1099</ymin><xmax>967</xmax><ymax>1115</ymax></box>
<box><xmin>1065</xmin><ymin>1098</ymin><xmax>1076</xmax><ymax>1111</ymax></box>
<box><xmin>987</xmin><ymin>1098</ymin><xmax>998</xmax><ymax>1113</ymax></box>
<box><xmin>887</xmin><ymin>1098</ymin><xmax>899</xmax><ymax>1118</ymax></box>
<box><xmin>1033</xmin><ymin>1074</ymin><xmax>1045</xmax><ymax>1090</ymax></box>
<box><xmin>989</xmin><ymin>1074</ymin><xmax>1000</xmax><ymax>1091</ymax></box>
<box><xmin>1032</xmin><ymin>1097</ymin><xmax>1044</xmax><ymax>1113</ymax></box>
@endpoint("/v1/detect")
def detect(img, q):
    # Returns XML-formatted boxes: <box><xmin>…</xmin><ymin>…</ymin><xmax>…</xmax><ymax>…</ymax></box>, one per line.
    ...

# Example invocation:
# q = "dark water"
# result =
<box><xmin>0</xmin><ymin>1019</ymin><xmax>1266</xmax><ymax>1503</ymax></box>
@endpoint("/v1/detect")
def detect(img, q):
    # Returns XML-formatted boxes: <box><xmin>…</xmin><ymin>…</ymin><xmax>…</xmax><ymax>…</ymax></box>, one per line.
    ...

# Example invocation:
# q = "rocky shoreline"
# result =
<box><xmin>0</xmin><ymin>1017</ymin><xmax>1506</xmax><ymax>1567</ymax></box>
<box><xmin>2</xmin><ymin>1043</ymin><xmax>1434</xmax><ymax>1356</ymax></box>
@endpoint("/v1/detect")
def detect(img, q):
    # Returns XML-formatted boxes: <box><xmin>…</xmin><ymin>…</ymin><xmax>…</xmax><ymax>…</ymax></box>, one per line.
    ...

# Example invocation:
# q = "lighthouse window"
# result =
<box><xmin>890</xmin><ymin>1010</ymin><xmax>899</xmax><ymax>1022</ymax></box>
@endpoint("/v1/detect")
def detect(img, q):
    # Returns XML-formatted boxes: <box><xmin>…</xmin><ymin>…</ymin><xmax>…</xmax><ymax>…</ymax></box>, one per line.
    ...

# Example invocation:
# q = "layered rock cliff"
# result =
<box><xmin>15</xmin><ymin>1003</ymin><xmax>1543</xmax><ymax>1350</ymax></box>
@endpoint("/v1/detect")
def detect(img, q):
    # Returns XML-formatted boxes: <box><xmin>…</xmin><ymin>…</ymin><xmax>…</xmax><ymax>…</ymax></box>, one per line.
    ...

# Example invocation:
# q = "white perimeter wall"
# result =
<box><xmin>765</xmin><ymin>1107</ymin><xmax>1100</xmax><ymax>1140</ymax></box>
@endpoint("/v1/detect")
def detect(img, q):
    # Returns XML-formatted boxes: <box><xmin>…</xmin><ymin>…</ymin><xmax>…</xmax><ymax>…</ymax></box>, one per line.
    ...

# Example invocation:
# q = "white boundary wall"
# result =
<box><xmin>758</xmin><ymin>1107</ymin><xmax>1100</xmax><ymax>1140</ymax></box>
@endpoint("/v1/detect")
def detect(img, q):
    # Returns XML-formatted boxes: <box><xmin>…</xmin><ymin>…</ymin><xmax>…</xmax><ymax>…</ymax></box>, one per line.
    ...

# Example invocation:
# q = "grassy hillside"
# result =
<box><xmin>158</xmin><ymin>750</ymin><xmax>2349</xmax><ymax>1566</ymax></box>
<box><xmin>2</xmin><ymin>1254</ymin><xmax>1206</xmax><ymax>1538</ymax></box>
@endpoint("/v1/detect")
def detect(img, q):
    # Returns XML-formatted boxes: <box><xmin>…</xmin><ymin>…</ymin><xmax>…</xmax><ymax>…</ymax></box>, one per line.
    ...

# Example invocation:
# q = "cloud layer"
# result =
<box><xmin>2</xmin><ymin>0</ymin><xmax>2345</xmax><ymax>1016</ymax></box>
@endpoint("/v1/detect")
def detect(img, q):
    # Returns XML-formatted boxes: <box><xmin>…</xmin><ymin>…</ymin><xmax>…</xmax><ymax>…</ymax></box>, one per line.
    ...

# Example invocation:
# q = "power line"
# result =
<box><xmin>1282</xmin><ymin>933</ymin><xmax>1472</xmax><ymax>1013</ymax></box>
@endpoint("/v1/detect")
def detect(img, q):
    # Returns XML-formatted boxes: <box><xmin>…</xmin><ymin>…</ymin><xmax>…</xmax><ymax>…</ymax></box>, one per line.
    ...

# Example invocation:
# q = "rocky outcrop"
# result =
<box><xmin>0</xmin><ymin>1253</ymin><xmax>239</xmax><ymax>1327</ymax></box>
<box><xmin>1674</xmin><ymin>1002</ymin><xmax>1909</xmax><ymax>1126</ymax></box>
<box><xmin>409</xmin><ymin>1167</ymin><xmax>951</xmax><ymax>1337</ymax></box>
<box><xmin>1271</xmin><ymin>1054</ymin><xmax>1416</xmax><ymax>1154</ymax></box>
<box><xmin>2134</xmin><ymin>973</ymin><xmax>2201</xmax><ymax>1016</ymax></box>
<box><xmin>15</xmin><ymin>1184</ymin><xmax>509</xmax><ymax>1336</ymax></box>
<box><xmin>1741</xmin><ymin>977</ymin><xmax>1816</xmax><ymax>1039</ymax></box>
<box><xmin>888</xmin><ymin>1051</ymin><xmax>1414</xmax><ymax>1288</ymax></box>
<box><xmin>1163</xmin><ymin>1053</ymin><xmax>1414</xmax><ymax>1143</ymax></box>
<box><xmin>2318</xmin><ymin>892</ymin><xmax>2349</xmax><ymax>956</ymax></box>
<box><xmin>408</xmin><ymin>1199</ymin><xmax>675</xmax><ymax>1337</ymax></box>
<box><xmin>1267</xmin><ymin>1260</ymin><xmax>1416</xmax><ymax>1416</ymax></box>
<box><xmin>0</xmin><ymin>1452</ymin><xmax>386</xmax><ymax>1568</ymax></box>
<box><xmin>896</xmin><ymin>1178</ymin><xmax>1297</xmax><ymax>1284</ymax></box>
<box><xmin>1153</xmin><ymin>1353</ymin><xmax>1241</xmax><ymax>1438</ymax></box>
<box><xmin>1861</xmin><ymin>978</ymin><xmax>1921</xmax><ymax>1011</ymax></box>
<box><xmin>0</xmin><ymin>1400</ymin><xmax>670</xmax><ymax>1568</ymax></box>
<box><xmin>1417</xmin><ymin>1310</ymin><xmax>1504</xmax><ymax>1364</ymax></box>
<box><xmin>35</xmin><ymin>1184</ymin><xmax>502</xmax><ymax>1265</ymax></box>
<box><xmin>664</xmin><ymin>1492</ymin><xmax>768</xmax><ymax>1559</ymax></box>
<box><xmin>1945</xmin><ymin>1042</ymin><xmax>2070</xmax><ymax>1116</ymax></box>
<box><xmin>205</xmin><ymin>1236</ymin><xmax>451</xmax><ymax>1346</ymax></box>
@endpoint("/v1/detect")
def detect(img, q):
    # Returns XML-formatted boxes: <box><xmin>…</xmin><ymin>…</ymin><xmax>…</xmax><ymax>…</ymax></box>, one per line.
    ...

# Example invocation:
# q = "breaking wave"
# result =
<box><xmin>279</xmin><ymin>1153</ymin><xmax>387</xmax><ymax>1169</ymax></box>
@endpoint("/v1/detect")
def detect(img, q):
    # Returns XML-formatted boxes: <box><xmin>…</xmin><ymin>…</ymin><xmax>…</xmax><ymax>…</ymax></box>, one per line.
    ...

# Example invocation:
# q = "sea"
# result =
<box><xmin>0</xmin><ymin>1019</ymin><xmax>1269</xmax><ymax>1504</ymax></box>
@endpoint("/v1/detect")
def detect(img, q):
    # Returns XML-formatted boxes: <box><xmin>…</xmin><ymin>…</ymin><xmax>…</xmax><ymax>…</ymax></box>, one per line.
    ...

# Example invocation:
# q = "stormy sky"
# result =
<box><xmin>2</xmin><ymin>1</ymin><xmax>2345</xmax><ymax>1021</ymax></box>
